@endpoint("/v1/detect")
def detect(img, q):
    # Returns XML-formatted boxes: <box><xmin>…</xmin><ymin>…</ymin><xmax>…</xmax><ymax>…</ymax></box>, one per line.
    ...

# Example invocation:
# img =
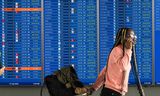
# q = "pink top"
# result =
<box><xmin>92</xmin><ymin>45</ymin><xmax>132</xmax><ymax>95</ymax></box>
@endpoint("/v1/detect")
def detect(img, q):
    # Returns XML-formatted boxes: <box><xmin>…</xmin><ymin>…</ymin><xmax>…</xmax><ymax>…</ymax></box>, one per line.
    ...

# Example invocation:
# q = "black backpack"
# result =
<box><xmin>42</xmin><ymin>65</ymin><xmax>84</xmax><ymax>96</ymax></box>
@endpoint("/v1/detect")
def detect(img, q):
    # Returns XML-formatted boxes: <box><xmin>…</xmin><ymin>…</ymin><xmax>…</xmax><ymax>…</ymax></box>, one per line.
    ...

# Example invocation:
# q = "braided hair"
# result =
<box><xmin>113</xmin><ymin>28</ymin><xmax>134</xmax><ymax>56</ymax></box>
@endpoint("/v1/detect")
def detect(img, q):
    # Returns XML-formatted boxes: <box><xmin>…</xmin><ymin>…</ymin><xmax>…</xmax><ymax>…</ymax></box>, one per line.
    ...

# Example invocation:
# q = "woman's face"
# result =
<box><xmin>126</xmin><ymin>31</ymin><xmax>136</xmax><ymax>42</ymax></box>
<box><xmin>125</xmin><ymin>38</ymin><xmax>133</xmax><ymax>49</ymax></box>
<box><xmin>125</xmin><ymin>31</ymin><xmax>135</xmax><ymax>49</ymax></box>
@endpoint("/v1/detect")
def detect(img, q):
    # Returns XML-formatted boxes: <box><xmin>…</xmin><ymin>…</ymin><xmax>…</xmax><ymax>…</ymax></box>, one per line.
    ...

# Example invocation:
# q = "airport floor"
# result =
<box><xmin>0</xmin><ymin>86</ymin><xmax>159</xmax><ymax>96</ymax></box>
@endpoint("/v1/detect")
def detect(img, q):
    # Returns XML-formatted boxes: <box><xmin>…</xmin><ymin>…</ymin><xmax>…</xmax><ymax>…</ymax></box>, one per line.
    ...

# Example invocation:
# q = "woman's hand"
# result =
<box><xmin>75</xmin><ymin>87</ymin><xmax>87</xmax><ymax>95</ymax></box>
<box><xmin>121</xmin><ymin>91</ymin><xmax>126</xmax><ymax>96</ymax></box>
<box><xmin>86</xmin><ymin>87</ymin><xmax>95</xmax><ymax>95</ymax></box>
<box><xmin>75</xmin><ymin>86</ymin><xmax>95</xmax><ymax>95</ymax></box>
<box><xmin>0</xmin><ymin>67</ymin><xmax>5</xmax><ymax>76</ymax></box>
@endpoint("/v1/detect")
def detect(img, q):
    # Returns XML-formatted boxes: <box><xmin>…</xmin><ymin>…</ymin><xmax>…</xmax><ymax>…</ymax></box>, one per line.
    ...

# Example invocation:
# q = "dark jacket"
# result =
<box><xmin>45</xmin><ymin>65</ymin><xmax>84</xmax><ymax>96</ymax></box>
<box><xmin>54</xmin><ymin>65</ymin><xmax>83</xmax><ymax>89</ymax></box>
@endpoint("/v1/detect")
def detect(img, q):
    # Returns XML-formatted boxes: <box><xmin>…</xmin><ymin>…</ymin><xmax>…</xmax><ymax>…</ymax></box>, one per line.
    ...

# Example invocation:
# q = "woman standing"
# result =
<box><xmin>76</xmin><ymin>28</ymin><xmax>137</xmax><ymax>96</ymax></box>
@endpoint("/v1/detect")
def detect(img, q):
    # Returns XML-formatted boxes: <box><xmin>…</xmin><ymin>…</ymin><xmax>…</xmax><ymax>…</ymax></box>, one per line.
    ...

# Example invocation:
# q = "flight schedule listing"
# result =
<box><xmin>71</xmin><ymin>0</ymin><xmax>98</xmax><ymax>84</ymax></box>
<box><xmin>122</xmin><ymin>1</ymin><xmax>152</xmax><ymax>84</ymax></box>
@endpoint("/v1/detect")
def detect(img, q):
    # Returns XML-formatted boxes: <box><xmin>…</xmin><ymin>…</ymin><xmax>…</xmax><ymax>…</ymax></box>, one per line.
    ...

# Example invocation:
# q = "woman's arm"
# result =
<box><xmin>0</xmin><ymin>67</ymin><xmax>5</xmax><ymax>76</ymax></box>
<box><xmin>92</xmin><ymin>66</ymin><xmax>106</xmax><ymax>91</ymax></box>
<box><xmin>117</xmin><ymin>48</ymin><xmax>132</xmax><ymax>71</ymax></box>
<box><xmin>117</xmin><ymin>49</ymin><xmax>132</xmax><ymax>94</ymax></box>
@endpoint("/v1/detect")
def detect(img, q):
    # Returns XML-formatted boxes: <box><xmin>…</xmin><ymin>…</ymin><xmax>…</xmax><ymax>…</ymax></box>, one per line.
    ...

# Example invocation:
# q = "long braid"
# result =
<box><xmin>114</xmin><ymin>28</ymin><xmax>122</xmax><ymax>47</ymax></box>
<box><xmin>122</xmin><ymin>28</ymin><xmax>127</xmax><ymax>56</ymax></box>
<box><xmin>113</xmin><ymin>28</ymin><xmax>128</xmax><ymax>56</ymax></box>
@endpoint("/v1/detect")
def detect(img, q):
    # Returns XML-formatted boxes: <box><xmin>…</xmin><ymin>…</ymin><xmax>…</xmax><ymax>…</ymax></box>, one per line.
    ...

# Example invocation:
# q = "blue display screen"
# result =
<box><xmin>155</xmin><ymin>0</ymin><xmax>160</xmax><ymax>85</ymax></box>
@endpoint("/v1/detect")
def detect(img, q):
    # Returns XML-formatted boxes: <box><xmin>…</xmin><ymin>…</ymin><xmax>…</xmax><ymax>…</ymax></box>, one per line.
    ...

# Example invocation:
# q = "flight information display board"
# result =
<box><xmin>0</xmin><ymin>0</ymin><xmax>157</xmax><ymax>85</ymax></box>
<box><xmin>155</xmin><ymin>0</ymin><xmax>160</xmax><ymax>85</ymax></box>
<box><xmin>100</xmin><ymin>0</ymin><xmax>153</xmax><ymax>85</ymax></box>
<box><xmin>0</xmin><ymin>0</ymin><xmax>42</xmax><ymax>85</ymax></box>
<box><xmin>44</xmin><ymin>0</ymin><xmax>98</xmax><ymax>84</ymax></box>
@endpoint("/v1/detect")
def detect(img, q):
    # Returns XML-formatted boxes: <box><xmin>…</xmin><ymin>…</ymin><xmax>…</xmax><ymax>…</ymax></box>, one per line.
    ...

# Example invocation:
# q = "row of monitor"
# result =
<box><xmin>0</xmin><ymin>0</ymin><xmax>159</xmax><ymax>85</ymax></box>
